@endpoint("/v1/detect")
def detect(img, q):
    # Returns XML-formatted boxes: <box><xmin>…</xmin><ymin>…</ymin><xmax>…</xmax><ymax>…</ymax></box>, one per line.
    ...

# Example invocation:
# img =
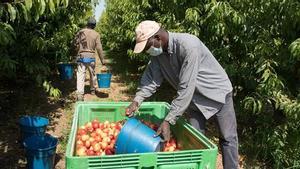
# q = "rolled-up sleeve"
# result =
<box><xmin>134</xmin><ymin>56</ymin><xmax>164</xmax><ymax>105</ymax></box>
<box><xmin>165</xmin><ymin>47</ymin><xmax>200</xmax><ymax>124</ymax></box>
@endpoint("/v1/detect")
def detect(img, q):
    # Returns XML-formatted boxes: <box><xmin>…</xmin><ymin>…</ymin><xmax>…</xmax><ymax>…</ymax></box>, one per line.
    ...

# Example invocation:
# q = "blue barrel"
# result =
<box><xmin>58</xmin><ymin>63</ymin><xmax>73</xmax><ymax>80</ymax></box>
<box><xmin>115</xmin><ymin>118</ymin><xmax>162</xmax><ymax>154</ymax></box>
<box><xmin>19</xmin><ymin>116</ymin><xmax>49</xmax><ymax>141</ymax></box>
<box><xmin>23</xmin><ymin>134</ymin><xmax>58</xmax><ymax>169</ymax></box>
<box><xmin>97</xmin><ymin>73</ymin><xmax>112</xmax><ymax>88</ymax></box>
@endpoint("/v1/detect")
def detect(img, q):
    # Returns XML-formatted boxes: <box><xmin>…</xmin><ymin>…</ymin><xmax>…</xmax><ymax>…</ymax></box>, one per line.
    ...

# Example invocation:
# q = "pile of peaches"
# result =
<box><xmin>75</xmin><ymin>119</ymin><xmax>180</xmax><ymax>156</ymax></box>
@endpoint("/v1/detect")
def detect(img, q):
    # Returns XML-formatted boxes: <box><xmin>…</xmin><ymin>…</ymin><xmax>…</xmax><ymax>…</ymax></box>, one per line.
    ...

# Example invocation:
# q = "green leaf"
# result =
<box><xmin>256</xmin><ymin>63</ymin><xmax>266</xmax><ymax>73</ymax></box>
<box><xmin>25</xmin><ymin>0</ymin><xmax>32</xmax><ymax>11</ymax></box>
<box><xmin>63</xmin><ymin>0</ymin><xmax>69</xmax><ymax>7</ymax></box>
<box><xmin>0</xmin><ymin>6</ymin><xmax>4</xmax><ymax>17</ymax></box>
<box><xmin>7</xmin><ymin>4</ymin><xmax>16</xmax><ymax>22</ymax></box>
<box><xmin>289</xmin><ymin>38</ymin><xmax>300</xmax><ymax>60</ymax></box>
<box><xmin>20</xmin><ymin>4</ymin><xmax>28</xmax><ymax>21</ymax></box>
<box><xmin>49</xmin><ymin>0</ymin><xmax>55</xmax><ymax>13</ymax></box>
<box><xmin>55</xmin><ymin>0</ymin><xmax>60</xmax><ymax>7</ymax></box>
<box><xmin>0</xmin><ymin>54</ymin><xmax>18</xmax><ymax>73</ymax></box>
<box><xmin>261</xmin><ymin>69</ymin><xmax>270</xmax><ymax>82</ymax></box>
<box><xmin>43</xmin><ymin>81</ymin><xmax>61</xmax><ymax>99</ymax></box>
<box><xmin>34</xmin><ymin>12</ymin><xmax>40</xmax><ymax>22</ymax></box>
<box><xmin>252</xmin><ymin>99</ymin><xmax>257</xmax><ymax>114</ymax></box>
<box><xmin>0</xmin><ymin>22</ymin><xmax>16</xmax><ymax>46</ymax></box>
<box><xmin>39</xmin><ymin>0</ymin><xmax>46</xmax><ymax>15</ymax></box>
<box><xmin>257</xmin><ymin>100</ymin><xmax>262</xmax><ymax>113</ymax></box>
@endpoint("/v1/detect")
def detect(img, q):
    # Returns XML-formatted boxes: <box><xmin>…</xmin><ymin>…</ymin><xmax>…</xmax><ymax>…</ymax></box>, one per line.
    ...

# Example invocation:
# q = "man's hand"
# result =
<box><xmin>125</xmin><ymin>101</ymin><xmax>139</xmax><ymax>117</ymax></box>
<box><xmin>100</xmin><ymin>65</ymin><xmax>108</xmax><ymax>72</ymax></box>
<box><xmin>154</xmin><ymin>120</ymin><xmax>171</xmax><ymax>142</ymax></box>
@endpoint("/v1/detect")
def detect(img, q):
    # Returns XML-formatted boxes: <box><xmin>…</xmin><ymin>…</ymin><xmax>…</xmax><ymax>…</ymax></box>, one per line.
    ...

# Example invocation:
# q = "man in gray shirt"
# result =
<box><xmin>125</xmin><ymin>20</ymin><xmax>238</xmax><ymax>169</ymax></box>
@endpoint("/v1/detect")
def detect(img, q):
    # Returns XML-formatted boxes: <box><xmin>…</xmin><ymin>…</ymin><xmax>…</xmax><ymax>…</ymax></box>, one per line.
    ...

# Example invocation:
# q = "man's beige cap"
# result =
<box><xmin>133</xmin><ymin>20</ymin><xmax>160</xmax><ymax>53</ymax></box>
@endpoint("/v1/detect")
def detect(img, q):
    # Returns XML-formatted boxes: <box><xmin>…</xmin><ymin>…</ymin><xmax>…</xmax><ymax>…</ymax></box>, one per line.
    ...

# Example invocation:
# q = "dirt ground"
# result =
<box><xmin>0</xmin><ymin>59</ymin><xmax>244</xmax><ymax>169</ymax></box>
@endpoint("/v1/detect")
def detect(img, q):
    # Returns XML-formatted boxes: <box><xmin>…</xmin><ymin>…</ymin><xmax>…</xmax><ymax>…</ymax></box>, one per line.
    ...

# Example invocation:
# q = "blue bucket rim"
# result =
<box><xmin>23</xmin><ymin>134</ymin><xmax>58</xmax><ymax>151</ymax></box>
<box><xmin>115</xmin><ymin>118</ymin><xmax>139</xmax><ymax>153</ymax></box>
<box><xmin>96</xmin><ymin>73</ymin><xmax>112</xmax><ymax>76</ymax></box>
<box><xmin>19</xmin><ymin>116</ymin><xmax>49</xmax><ymax>128</ymax></box>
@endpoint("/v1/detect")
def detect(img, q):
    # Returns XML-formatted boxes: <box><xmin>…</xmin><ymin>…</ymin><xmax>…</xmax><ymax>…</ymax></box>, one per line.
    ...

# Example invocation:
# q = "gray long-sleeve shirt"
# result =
<box><xmin>134</xmin><ymin>32</ymin><xmax>233</xmax><ymax>124</ymax></box>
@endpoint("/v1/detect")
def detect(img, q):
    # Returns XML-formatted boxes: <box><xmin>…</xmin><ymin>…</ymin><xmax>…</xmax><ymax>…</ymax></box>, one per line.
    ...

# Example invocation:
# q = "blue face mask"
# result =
<box><xmin>146</xmin><ymin>41</ymin><xmax>163</xmax><ymax>56</ymax></box>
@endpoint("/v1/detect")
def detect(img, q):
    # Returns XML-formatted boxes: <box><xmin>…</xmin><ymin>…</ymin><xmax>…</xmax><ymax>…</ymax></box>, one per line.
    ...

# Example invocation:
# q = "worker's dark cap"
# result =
<box><xmin>87</xmin><ymin>17</ymin><xmax>96</xmax><ymax>25</ymax></box>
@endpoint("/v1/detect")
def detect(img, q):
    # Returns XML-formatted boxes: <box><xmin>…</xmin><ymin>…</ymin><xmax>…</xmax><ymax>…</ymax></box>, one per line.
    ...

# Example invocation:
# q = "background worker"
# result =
<box><xmin>74</xmin><ymin>17</ymin><xmax>106</xmax><ymax>101</ymax></box>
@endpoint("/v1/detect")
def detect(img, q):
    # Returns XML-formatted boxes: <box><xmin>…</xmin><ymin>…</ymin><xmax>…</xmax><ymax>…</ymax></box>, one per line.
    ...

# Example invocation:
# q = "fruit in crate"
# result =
<box><xmin>75</xmin><ymin>119</ymin><xmax>122</xmax><ymax>156</ymax></box>
<box><xmin>75</xmin><ymin>118</ymin><xmax>180</xmax><ymax>156</ymax></box>
<box><xmin>163</xmin><ymin>138</ymin><xmax>180</xmax><ymax>152</ymax></box>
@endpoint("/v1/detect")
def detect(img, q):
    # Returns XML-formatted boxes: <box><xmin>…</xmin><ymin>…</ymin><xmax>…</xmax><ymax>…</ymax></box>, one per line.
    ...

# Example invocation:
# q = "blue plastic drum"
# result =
<box><xmin>23</xmin><ymin>134</ymin><xmax>58</xmax><ymax>169</ymax></box>
<box><xmin>19</xmin><ymin>116</ymin><xmax>49</xmax><ymax>141</ymax></box>
<box><xmin>115</xmin><ymin>118</ymin><xmax>162</xmax><ymax>154</ymax></box>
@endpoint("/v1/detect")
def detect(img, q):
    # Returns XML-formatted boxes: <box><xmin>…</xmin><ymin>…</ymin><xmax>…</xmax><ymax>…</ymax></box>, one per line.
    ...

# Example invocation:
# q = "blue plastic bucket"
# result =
<box><xmin>97</xmin><ymin>73</ymin><xmax>112</xmax><ymax>88</ymax></box>
<box><xmin>23</xmin><ymin>134</ymin><xmax>58</xmax><ymax>169</ymax></box>
<box><xmin>58</xmin><ymin>63</ymin><xmax>73</xmax><ymax>80</ymax></box>
<box><xmin>19</xmin><ymin>116</ymin><xmax>49</xmax><ymax>141</ymax></box>
<box><xmin>115</xmin><ymin>118</ymin><xmax>162</xmax><ymax>154</ymax></box>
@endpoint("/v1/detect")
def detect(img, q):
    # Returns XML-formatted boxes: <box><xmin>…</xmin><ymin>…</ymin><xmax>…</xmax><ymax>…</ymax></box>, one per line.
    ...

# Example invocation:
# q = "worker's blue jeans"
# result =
<box><xmin>187</xmin><ymin>92</ymin><xmax>239</xmax><ymax>169</ymax></box>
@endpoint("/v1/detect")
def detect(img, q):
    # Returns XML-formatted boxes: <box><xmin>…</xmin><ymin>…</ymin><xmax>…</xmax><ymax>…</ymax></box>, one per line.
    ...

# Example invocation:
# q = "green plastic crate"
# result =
<box><xmin>66</xmin><ymin>102</ymin><xmax>217</xmax><ymax>169</ymax></box>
